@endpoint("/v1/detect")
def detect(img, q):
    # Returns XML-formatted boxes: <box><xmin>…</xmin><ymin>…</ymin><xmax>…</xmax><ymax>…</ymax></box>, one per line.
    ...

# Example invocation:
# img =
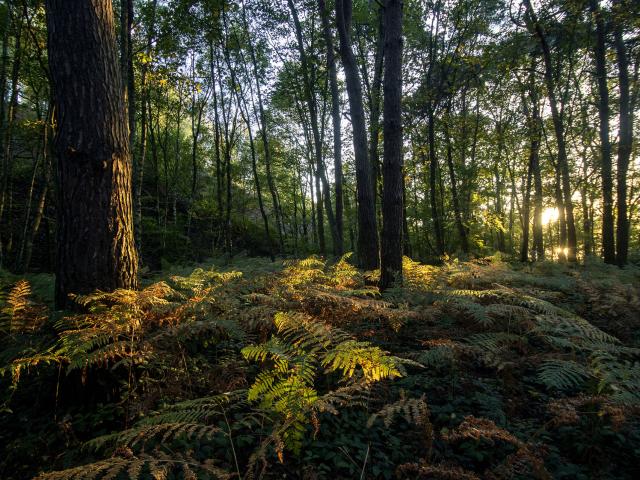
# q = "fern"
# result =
<box><xmin>537</xmin><ymin>359</ymin><xmax>591</xmax><ymax>391</ymax></box>
<box><xmin>0</xmin><ymin>280</ymin><xmax>47</xmax><ymax>334</ymax></box>
<box><xmin>242</xmin><ymin>311</ymin><xmax>411</xmax><ymax>452</ymax></box>
<box><xmin>33</xmin><ymin>452</ymin><xmax>231</xmax><ymax>480</ymax></box>
<box><xmin>368</xmin><ymin>391</ymin><xmax>433</xmax><ymax>456</ymax></box>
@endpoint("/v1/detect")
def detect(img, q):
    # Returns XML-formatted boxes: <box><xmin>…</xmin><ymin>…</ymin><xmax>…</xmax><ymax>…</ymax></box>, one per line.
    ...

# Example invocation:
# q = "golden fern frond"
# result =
<box><xmin>442</xmin><ymin>415</ymin><xmax>522</xmax><ymax>447</ymax></box>
<box><xmin>329</xmin><ymin>253</ymin><xmax>364</xmax><ymax>289</ymax></box>
<box><xmin>33</xmin><ymin>453</ymin><xmax>232</xmax><ymax>480</ymax></box>
<box><xmin>1</xmin><ymin>280</ymin><xmax>47</xmax><ymax>333</ymax></box>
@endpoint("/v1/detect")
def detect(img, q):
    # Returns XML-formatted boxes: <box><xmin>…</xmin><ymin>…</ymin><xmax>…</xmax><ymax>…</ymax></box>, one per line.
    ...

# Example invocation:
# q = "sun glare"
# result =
<box><xmin>541</xmin><ymin>207</ymin><xmax>559</xmax><ymax>226</ymax></box>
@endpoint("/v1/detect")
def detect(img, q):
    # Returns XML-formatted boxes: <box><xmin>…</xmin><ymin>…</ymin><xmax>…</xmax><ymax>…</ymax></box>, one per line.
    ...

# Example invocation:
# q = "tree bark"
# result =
<box><xmin>238</xmin><ymin>5</ymin><xmax>284</xmax><ymax>253</ymax></box>
<box><xmin>427</xmin><ymin>105</ymin><xmax>444</xmax><ymax>255</ymax></box>
<box><xmin>46</xmin><ymin>0</ymin><xmax>138</xmax><ymax>308</ymax></box>
<box><xmin>590</xmin><ymin>0</ymin><xmax>615</xmax><ymax>263</ymax></box>
<box><xmin>288</xmin><ymin>0</ymin><xmax>340</xmax><ymax>256</ymax></box>
<box><xmin>335</xmin><ymin>0</ymin><xmax>379</xmax><ymax>269</ymax></box>
<box><xmin>0</xmin><ymin>5</ymin><xmax>22</xmax><ymax>268</ymax></box>
<box><xmin>613</xmin><ymin>1</ymin><xmax>633</xmax><ymax>266</ymax></box>
<box><xmin>368</xmin><ymin>6</ymin><xmax>384</xmax><ymax>211</ymax></box>
<box><xmin>380</xmin><ymin>0</ymin><xmax>403</xmax><ymax>289</ymax></box>
<box><xmin>444</xmin><ymin>101</ymin><xmax>469</xmax><ymax>254</ymax></box>
<box><xmin>133</xmin><ymin>0</ymin><xmax>157</xmax><ymax>261</ymax></box>
<box><xmin>318</xmin><ymin>0</ymin><xmax>344</xmax><ymax>255</ymax></box>
<box><xmin>528</xmin><ymin>65</ymin><xmax>544</xmax><ymax>261</ymax></box>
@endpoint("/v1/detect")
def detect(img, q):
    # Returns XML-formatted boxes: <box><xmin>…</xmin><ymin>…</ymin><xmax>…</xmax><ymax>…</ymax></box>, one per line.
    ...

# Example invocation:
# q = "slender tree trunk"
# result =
<box><xmin>46</xmin><ymin>0</ymin><xmax>138</xmax><ymax>308</ymax></box>
<box><xmin>210</xmin><ymin>44</ymin><xmax>223</xmax><ymax>224</ymax></box>
<box><xmin>380</xmin><ymin>0</ymin><xmax>403</xmax><ymax>289</ymax></box>
<box><xmin>288</xmin><ymin>0</ymin><xmax>339</xmax><ymax>257</ymax></box>
<box><xmin>581</xmin><ymin>152</ymin><xmax>592</xmax><ymax>257</ymax></box>
<box><xmin>335</xmin><ymin>0</ymin><xmax>379</xmax><ymax>269</ymax></box>
<box><xmin>494</xmin><ymin>122</ymin><xmax>506</xmax><ymax>253</ymax></box>
<box><xmin>554</xmin><ymin>162</ymin><xmax>568</xmax><ymax>261</ymax></box>
<box><xmin>614</xmin><ymin>3</ymin><xmax>633</xmax><ymax>266</ymax></box>
<box><xmin>369</xmin><ymin>5</ymin><xmax>384</xmax><ymax>209</ymax></box>
<box><xmin>590</xmin><ymin>0</ymin><xmax>615</xmax><ymax>263</ymax></box>
<box><xmin>524</xmin><ymin>0</ymin><xmax>577</xmax><ymax>261</ymax></box>
<box><xmin>298</xmin><ymin>164</ymin><xmax>308</xmax><ymax>243</ymax></box>
<box><xmin>529</xmin><ymin>70</ymin><xmax>544</xmax><ymax>261</ymax></box>
<box><xmin>22</xmin><ymin>112</ymin><xmax>52</xmax><ymax>273</ymax></box>
<box><xmin>0</xmin><ymin>3</ymin><xmax>11</xmax><ymax>258</ymax></box>
<box><xmin>427</xmin><ymin>105</ymin><xmax>444</xmax><ymax>255</ymax></box>
<box><xmin>444</xmin><ymin>102</ymin><xmax>469</xmax><ymax>253</ymax></box>
<box><xmin>134</xmin><ymin>0</ymin><xmax>157</xmax><ymax>260</ymax></box>
<box><xmin>241</xmin><ymin>101</ymin><xmax>274</xmax><ymax>260</ymax></box>
<box><xmin>318</xmin><ymin>0</ymin><xmax>344</xmax><ymax>255</ymax></box>
<box><xmin>188</xmin><ymin>85</ymin><xmax>206</xmax><ymax>235</ymax></box>
<box><xmin>0</xmin><ymin>8</ymin><xmax>22</xmax><ymax>267</ymax></box>
<box><xmin>238</xmin><ymin>6</ymin><xmax>284</xmax><ymax>253</ymax></box>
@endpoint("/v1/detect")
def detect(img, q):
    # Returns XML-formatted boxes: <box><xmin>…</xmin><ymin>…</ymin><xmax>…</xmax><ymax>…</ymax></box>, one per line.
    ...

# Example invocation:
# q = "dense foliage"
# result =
<box><xmin>2</xmin><ymin>255</ymin><xmax>639</xmax><ymax>479</ymax></box>
<box><xmin>1</xmin><ymin>0</ymin><xmax>640</xmax><ymax>478</ymax></box>
<box><xmin>0</xmin><ymin>0</ymin><xmax>638</xmax><ymax>270</ymax></box>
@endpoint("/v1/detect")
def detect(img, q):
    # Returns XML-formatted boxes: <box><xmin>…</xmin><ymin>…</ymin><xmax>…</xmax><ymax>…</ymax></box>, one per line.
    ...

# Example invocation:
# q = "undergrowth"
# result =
<box><xmin>1</xmin><ymin>254</ymin><xmax>639</xmax><ymax>479</ymax></box>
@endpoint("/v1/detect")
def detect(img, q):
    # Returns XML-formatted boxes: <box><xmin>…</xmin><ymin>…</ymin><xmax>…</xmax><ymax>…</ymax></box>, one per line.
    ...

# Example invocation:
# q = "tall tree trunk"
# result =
<box><xmin>0</xmin><ymin>6</ymin><xmax>22</xmax><ymax>267</ymax></box>
<box><xmin>590</xmin><ymin>0</ymin><xmax>615</xmax><ymax>263</ymax></box>
<box><xmin>380</xmin><ymin>0</ymin><xmax>403</xmax><ymax>289</ymax></box>
<box><xmin>369</xmin><ymin>5</ymin><xmax>384</xmax><ymax>210</ymax></box>
<box><xmin>46</xmin><ymin>0</ymin><xmax>138</xmax><ymax>308</ymax></box>
<box><xmin>238</xmin><ymin>6</ymin><xmax>284</xmax><ymax>253</ymax></box>
<box><xmin>613</xmin><ymin>2</ymin><xmax>633</xmax><ymax>266</ymax></box>
<box><xmin>335</xmin><ymin>0</ymin><xmax>379</xmax><ymax>269</ymax></box>
<box><xmin>494</xmin><ymin>122</ymin><xmax>506</xmax><ymax>253</ymax></box>
<box><xmin>427</xmin><ymin>105</ymin><xmax>444</xmax><ymax>255</ymax></box>
<box><xmin>210</xmin><ymin>43</ymin><xmax>223</xmax><ymax>224</ymax></box>
<box><xmin>444</xmin><ymin>102</ymin><xmax>469</xmax><ymax>253</ymax></box>
<box><xmin>318</xmin><ymin>0</ymin><xmax>344</xmax><ymax>255</ymax></box>
<box><xmin>288</xmin><ymin>0</ymin><xmax>339</xmax><ymax>256</ymax></box>
<box><xmin>581</xmin><ymin>151</ymin><xmax>592</xmax><ymax>257</ymax></box>
<box><xmin>554</xmin><ymin>161</ymin><xmax>568</xmax><ymax>261</ymax></box>
<box><xmin>524</xmin><ymin>0</ymin><xmax>577</xmax><ymax>261</ymax></box>
<box><xmin>134</xmin><ymin>0</ymin><xmax>157</xmax><ymax>261</ymax></box>
<box><xmin>241</xmin><ymin>100</ymin><xmax>274</xmax><ymax>261</ymax></box>
<box><xmin>188</xmin><ymin>83</ymin><xmax>206</xmax><ymax>235</ymax></box>
<box><xmin>529</xmin><ymin>67</ymin><xmax>544</xmax><ymax>261</ymax></box>
<box><xmin>0</xmin><ymin>3</ymin><xmax>11</xmax><ymax>259</ymax></box>
<box><xmin>21</xmin><ymin>110</ymin><xmax>52</xmax><ymax>273</ymax></box>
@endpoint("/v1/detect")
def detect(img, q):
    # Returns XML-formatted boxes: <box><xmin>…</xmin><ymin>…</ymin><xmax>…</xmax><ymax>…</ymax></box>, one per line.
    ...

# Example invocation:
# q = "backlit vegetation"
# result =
<box><xmin>2</xmin><ymin>255</ymin><xmax>639</xmax><ymax>479</ymax></box>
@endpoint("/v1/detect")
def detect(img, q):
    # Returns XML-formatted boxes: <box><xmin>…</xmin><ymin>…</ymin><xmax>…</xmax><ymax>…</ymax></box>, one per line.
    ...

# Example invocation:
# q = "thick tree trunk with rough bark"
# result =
<box><xmin>335</xmin><ymin>0</ymin><xmax>379</xmax><ymax>269</ymax></box>
<box><xmin>46</xmin><ymin>0</ymin><xmax>138</xmax><ymax>308</ymax></box>
<box><xmin>380</xmin><ymin>0</ymin><xmax>403</xmax><ymax>289</ymax></box>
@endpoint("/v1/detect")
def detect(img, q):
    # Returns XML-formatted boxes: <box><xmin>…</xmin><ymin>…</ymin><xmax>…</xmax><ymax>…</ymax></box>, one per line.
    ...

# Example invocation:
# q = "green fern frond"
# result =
<box><xmin>537</xmin><ymin>359</ymin><xmax>591</xmax><ymax>391</ymax></box>
<box><xmin>140</xmin><ymin>390</ymin><xmax>248</xmax><ymax>425</ymax></box>
<box><xmin>466</xmin><ymin>332</ymin><xmax>524</xmax><ymax>355</ymax></box>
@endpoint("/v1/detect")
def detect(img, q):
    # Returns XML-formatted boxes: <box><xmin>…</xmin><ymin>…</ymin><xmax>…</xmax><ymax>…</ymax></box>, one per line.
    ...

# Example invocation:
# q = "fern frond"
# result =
<box><xmin>537</xmin><ymin>359</ymin><xmax>591</xmax><ymax>391</ymax></box>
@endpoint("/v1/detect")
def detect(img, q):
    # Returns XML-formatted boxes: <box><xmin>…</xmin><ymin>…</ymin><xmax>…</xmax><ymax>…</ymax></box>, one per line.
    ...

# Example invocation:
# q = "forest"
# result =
<box><xmin>0</xmin><ymin>0</ymin><xmax>639</xmax><ymax>478</ymax></box>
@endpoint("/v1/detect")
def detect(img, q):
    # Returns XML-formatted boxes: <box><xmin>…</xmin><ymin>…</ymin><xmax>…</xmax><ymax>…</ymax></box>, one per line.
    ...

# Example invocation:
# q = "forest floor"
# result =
<box><xmin>1</xmin><ymin>255</ymin><xmax>640</xmax><ymax>479</ymax></box>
